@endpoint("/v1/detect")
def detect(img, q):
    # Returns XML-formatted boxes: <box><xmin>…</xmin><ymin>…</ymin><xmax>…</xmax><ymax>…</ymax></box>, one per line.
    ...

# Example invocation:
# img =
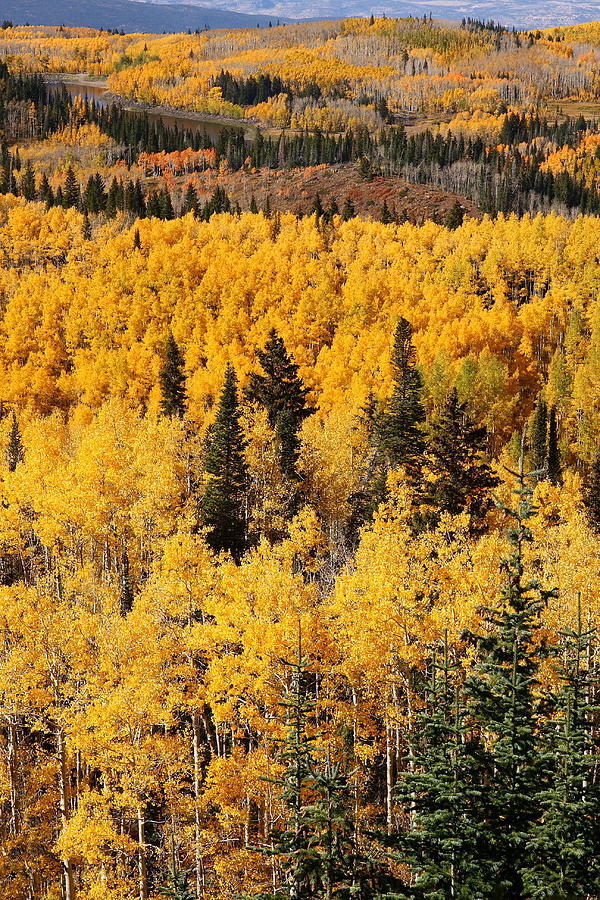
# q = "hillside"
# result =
<box><xmin>0</xmin><ymin>0</ymin><xmax>289</xmax><ymax>32</ymax></box>
<box><xmin>2</xmin><ymin>15</ymin><xmax>600</xmax><ymax>900</ymax></box>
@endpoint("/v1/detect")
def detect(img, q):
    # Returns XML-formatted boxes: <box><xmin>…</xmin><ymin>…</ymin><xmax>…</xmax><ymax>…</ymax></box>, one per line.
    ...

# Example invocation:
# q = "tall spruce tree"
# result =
<box><xmin>395</xmin><ymin>636</ymin><xmax>487</xmax><ymax>899</ymax></box>
<box><xmin>530</xmin><ymin>396</ymin><xmax>548</xmax><ymax>477</ymax></box>
<box><xmin>64</xmin><ymin>165</ymin><xmax>80</xmax><ymax>209</ymax></box>
<box><xmin>246</xmin><ymin>330</ymin><xmax>313</xmax><ymax>481</ymax></box>
<box><xmin>202</xmin><ymin>364</ymin><xmax>248</xmax><ymax>559</ymax></box>
<box><xmin>424</xmin><ymin>388</ymin><xmax>498</xmax><ymax>530</ymax></box>
<box><xmin>460</xmin><ymin>433</ymin><xmax>555</xmax><ymax>898</ymax></box>
<box><xmin>524</xmin><ymin>599</ymin><xmax>600</xmax><ymax>899</ymax></box>
<box><xmin>157</xmin><ymin>867</ymin><xmax>194</xmax><ymax>900</ymax></box>
<box><xmin>375</xmin><ymin>317</ymin><xmax>425</xmax><ymax>482</ymax></box>
<box><xmin>7</xmin><ymin>412</ymin><xmax>23</xmax><ymax>472</ymax></box>
<box><xmin>159</xmin><ymin>333</ymin><xmax>187</xmax><ymax>418</ymax></box>
<box><xmin>252</xmin><ymin>633</ymin><xmax>378</xmax><ymax>900</ymax></box>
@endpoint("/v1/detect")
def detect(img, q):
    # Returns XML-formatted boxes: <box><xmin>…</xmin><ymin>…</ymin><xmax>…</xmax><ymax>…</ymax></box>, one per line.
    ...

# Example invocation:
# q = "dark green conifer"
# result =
<box><xmin>249</xmin><ymin>194</ymin><xmax>258</xmax><ymax>214</ymax></box>
<box><xmin>39</xmin><ymin>172</ymin><xmax>53</xmax><ymax>208</ymax></box>
<box><xmin>64</xmin><ymin>165</ymin><xmax>80</xmax><ymax>209</ymax></box>
<box><xmin>530</xmin><ymin>396</ymin><xmax>548</xmax><ymax>476</ymax></box>
<box><xmin>341</xmin><ymin>196</ymin><xmax>355</xmax><ymax>221</ymax></box>
<box><xmin>446</xmin><ymin>200</ymin><xmax>464</xmax><ymax>230</ymax></box>
<box><xmin>376</xmin><ymin>317</ymin><xmax>426</xmax><ymax>479</ymax></box>
<box><xmin>20</xmin><ymin>161</ymin><xmax>36</xmax><ymax>201</ymax></box>
<box><xmin>380</xmin><ymin>199</ymin><xmax>393</xmax><ymax>223</ymax></box>
<box><xmin>182</xmin><ymin>182</ymin><xmax>198</xmax><ymax>216</ymax></box>
<box><xmin>160</xmin><ymin>188</ymin><xmax>175</xmax><ymax>220</ymax></box>
<box><xmin>159</xmin><ymin>333</ymin><xmax>187</xmax><ymax>418</ymax></box>
<box><xmin>133</xmin><ymin>227</ymin><xmax>141</xmax><ymax>250</ymax></box>
<box><xmin>157</xmin><ymin>866</ymin><xmax>194</xmax><ymax>900</ymax></box>
<box><xmin>425</xmin><ymin>388</ymin><xmax>499</xmax><ymax>530</ymax></box>
<box><xmin>524</xmin><ymin>599</ymin><xmax>600</xmax><ymax>899</ymax></box>
<box><xmin>396</xmin><ymin>636</ymin><xmax>487</xmax><ymax>898</ymax></box>
<box><xmin>202</xmin><ymin>364</ymin><xmax>248</xmax><ymax>559</ymax></box>
<box><xmin>246</xmin><ymin>330</ymin><xmax>313</xmax><ymax>481</ymax></box>
<box><xmin>461</xmin><ymin>436</ymin><xmax>555</xmax><ymax>897</ymax></box>
<box><xmin>7</xmin><ymin>412</ymin><xmax>23</xmax><ymax>472</ymax></box>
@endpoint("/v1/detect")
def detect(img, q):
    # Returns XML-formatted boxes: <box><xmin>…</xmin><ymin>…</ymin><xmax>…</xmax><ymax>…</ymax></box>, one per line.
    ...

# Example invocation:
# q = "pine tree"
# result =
<box><xmin>446</xmin><ymin>201</ymin><xmax>464</xmax><ymax>230</ymax></box>
<box><xmin>20</xmin><ymin>161</ymin><xmax>36</xmax><ymax>201</ymax></box>
<box><xmin>160</xmin><ymin>188</ymin><xmax>175</xmax><ymax>220</ymax></box>
<box><xmin>202</xmin><ymin>364</ymin><xmax>248</xmax><ymax>559</ymax></box>
<box><xmin>7</xmin><ymin>412</ymin><xmax>23</xmax><ymax>472</ymax></box>
<box><xmin>530</xmin><ymin>396</ymin><xmax>548</xmax><ymax>477</ymax></box>
<box><xmin>380</xmin><ymin>199</ymin><xmax>393</xmax><ymax>224</ymax></box>
<box><xmin>461</xmin><ymin>433</ymin><xmax>555</xmax><ymax>898</ymax></box>
<box><xmin>246</xmin><ymin>330</ymin><xmax>313</xmax><ymax>481</ymax></box>
<box><xmin>376</xmin><ymin>317</ymin><xmax>426</xmax><ymax>479</ymax></box>
<box><xmin>252</xmin><ymin>633</ymin><xmax>378</xmax><ymax>900</ymax></box>
<box><xmin>395</xmin><ymin>636</ymin><xmax>487</xmax><ymax>899</ymax></box>
<box><xmin>425</xmin><ymin>388</ymin><xmax>499</xmax><ymax>530</ymax></box>
<box><xmin>157</xmin><ymin>867</ymin><xmax>195</xmax><ymax>900</ymax></box>
<box><xmin>182</xmin><ymin>182</ymin><xmax>198</xmax><ymax>216</ymax></box>
<box><xmin>133</xmin><ymin>227</ymin><xmax>141</xmax><ymax>250</ymax></box>
<box><xmin>524</xmin><ymin>599</ymin><xmax>600</xmax><ymax>899</ymax></box>
<box><xmin>249</xmin><ymin>194</ymin><xmax>258</xmax><ymax>214</ymax></box>
<box><xmin>159</xmin><ymin>333</ymin><xmax>187</xmax><ymax>418</ymax></box>
<box><xmin>64</xmin><ymin>166</ymin><xmax>80</xmax><ymax>209</ymax></box>
<box><xmin>341</xmin><ymin>196</ymin><xmax>355</xmax><ymax>221</ymax></box>
<box><xmin>39</xmin><ymin>172</ymin><xmax>53</xmax><ymax>208</ymax></box>
<box><xmin>547</xmin><ymin>406</ymin><xmax>561</xmax><ymax>484</ymax></box>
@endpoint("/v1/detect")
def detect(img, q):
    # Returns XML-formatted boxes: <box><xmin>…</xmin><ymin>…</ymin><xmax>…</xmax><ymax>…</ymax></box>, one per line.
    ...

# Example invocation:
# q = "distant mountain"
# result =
<box><xmin>0</xmin><ymin>0</ymin><xmax>290</xmax><ymax>32</ymax></box>
<box><xmin>163</xmin><ymin>0</ymin><xmax>600</xmax><ymax>28</ymax></box>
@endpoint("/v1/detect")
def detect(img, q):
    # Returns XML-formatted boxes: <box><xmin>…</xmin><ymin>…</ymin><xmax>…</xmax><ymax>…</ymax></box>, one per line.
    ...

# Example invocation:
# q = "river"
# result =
<box><xmin>50</xmin><ymin>79</ymin><xmax>252</xmax><ymax>143</ymax></box>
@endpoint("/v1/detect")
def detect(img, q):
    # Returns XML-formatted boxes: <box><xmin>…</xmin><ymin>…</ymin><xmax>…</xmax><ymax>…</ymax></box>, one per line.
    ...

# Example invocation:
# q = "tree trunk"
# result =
<box><xmin>57</xmin><ymin>728</ymin><xmax>75</xmax><ymax>900</ymax></box>
<box><xmin>192</xmin><ymin>714</ymin><xmax>205</xmax><ymax>899</ymax></box>
<box><xmin>137</xmin><ymin>807</ymin><xmax>148</xmax><ymax>900</ymax></box>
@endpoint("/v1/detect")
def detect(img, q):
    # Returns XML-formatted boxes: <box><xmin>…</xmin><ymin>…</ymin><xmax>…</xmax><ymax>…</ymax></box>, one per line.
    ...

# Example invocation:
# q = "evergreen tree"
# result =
<box><xmin>64</xmin><ymin>165</ymin><xmax>80</xmax><ymax>209</ymax></box>
<box><xmin>341</xmin><ymin>196</ymin><xmax>355</xmax><ymax>221</ymax></box>
<box><xmin>249</xmin><ymin>193</ymin><xmax>258</xmax><ymax>214</ymax></box>
<box><xmin>446</xmin><ymin>201</ymin><xmax>464</xmax><ymax>230</ymax></box>
<box><xmin>182</xmin><ymin>182</ymin><xmax>198</xmax><ymax>216</ymax></box>
<box><xmin>252</xmin><ymin>633</ymin><xmax>378</xmax><ymax>900</ymax></box>
<box><xmin>524</xmin><ymin>600</ymin><xmax>600</xmax><ymax>899</ymax></box>
<box><xmin>547</xmin><ymin>406</ymin><xmax>561</xmax><ymax>484</ymax></box>
<box><xmin>376</xmin><ymin>317</ymin><xmax>426</xmax><ymax>480</ymax></box>
<box><xmin>202</xmin><ymin>364</ymin><xmax>248</xmax><ymax>559</ymax></box>
<box><xmin>425</xmin><ymin>388</ymin><xmax>499</xmax><ymax>530</ymax></box>
<box><xmin>461</xmin><ymin>435</ymin><xmax>555</xmax><ymax>898</ymax></box>
<box><xmin>395</xmin><ymin>636</ymin><xmax>487</xmax><ymax>899</ymax></box>
<box><xmin>157</xmin><ymin>867</ymin><xmax>194</xmax><ymax>900</ymax></box>
<box><xmin>20</xmin><ymin>160</ymin><xmax>36</xmax><ymax>201</ymax></box>
<box><xmin>530</xmin><ymin>396</ymin><xmax>547</xmax><ymax>477</ymax></box>
<box><xmin>7</xmin><ymin>412</ymin><xmax>23</xmax><ymax>472</ymax></box>
<box><xmin>133</xmin><ymin>227</ymin><xmax>141</xmax><ymax>250</ymax></box>
<box><xmin>246</xmin><ymin>330</ymin><xmax>313</xmax><ymax>481</ymax></box>
<box><xmin>159</xmin><ymin>333</ymin><xmax>187</xmax><ymax>418</ymax></box>
<box><xmin>380</xmin><ymin>199</ymin><xmax>393</xmax><ymax>224</ymax></box>
<box><xmin>160</xmin><ymin>188</ymin><xmax>175</xmax><ymax>220</ymax></box>
<box><xmin>39</xmin><ymin>172</ymin><xmax>53</xmax><ymax>208</ymax></box>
